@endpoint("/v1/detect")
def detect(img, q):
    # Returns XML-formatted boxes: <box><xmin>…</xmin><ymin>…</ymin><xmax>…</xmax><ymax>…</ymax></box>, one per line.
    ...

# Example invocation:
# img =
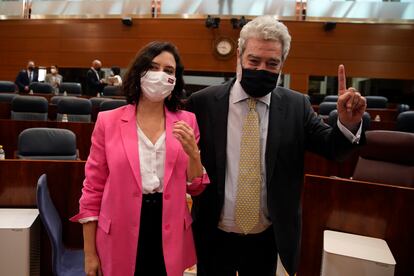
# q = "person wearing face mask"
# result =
<box><xmin>71</xmin><ymin>41</ymin><xmax>209</xmax><ymax>276</ymax></box>
<box><xmin>85</xmin><ymin>59</ymin><xmax>107</xmax><ymax>96</ymax></box>
<box><xmin>45</xmin><ymin>65</ymin><xmax>63</xmax><ymax>92</ymax></box>
<box><xmin>187</xmin><ymin>16</ymin><xmax>367</xmax><ymax>276</ymax></box>
<box><xmin>15</xmin><ymin>60</ymin><xmax>38</xmax><ymax>92</ymax></box>
<box><xmin>107</xmin><ymin>66</ymin><xmax>123</xmax><ymax>86</ymax></box>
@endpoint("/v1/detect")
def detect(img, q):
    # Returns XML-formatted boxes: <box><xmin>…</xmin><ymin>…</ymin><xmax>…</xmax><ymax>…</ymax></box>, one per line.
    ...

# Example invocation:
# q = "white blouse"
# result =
<box><xmin>137</xmin><ymin>126</ymin><xmax>166</xmax><ymax>194</ymax></box>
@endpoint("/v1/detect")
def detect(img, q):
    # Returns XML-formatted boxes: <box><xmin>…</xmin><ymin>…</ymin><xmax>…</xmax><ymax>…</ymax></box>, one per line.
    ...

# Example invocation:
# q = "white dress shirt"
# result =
<box><xmin>218</xmin><ymin>81</ymin><xmax>362</xmax><ymax>234</ymax></box>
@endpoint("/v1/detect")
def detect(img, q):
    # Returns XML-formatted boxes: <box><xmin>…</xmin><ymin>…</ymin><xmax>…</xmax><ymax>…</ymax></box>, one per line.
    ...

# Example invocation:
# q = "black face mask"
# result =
<box><xmin>27</xmin><ymin>66</ymin><xmax>34</xmax><ymax>71</ymax></box>
<box><xmin>240</xmin><ymin>68</ymin><xmax>279</xmax><ymax>98</ymax></box>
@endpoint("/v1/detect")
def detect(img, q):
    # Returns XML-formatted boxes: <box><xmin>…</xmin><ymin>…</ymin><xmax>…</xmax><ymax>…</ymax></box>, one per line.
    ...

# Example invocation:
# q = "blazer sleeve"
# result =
<box><xmin>70</xmin><ymin>113</ymin><xmax>109</xmax><ymax>222</ymax></box>
<box><xmin>186</xmin><ymin>112</ymin><xmax>210</xmax><ymax>196</ymax></box>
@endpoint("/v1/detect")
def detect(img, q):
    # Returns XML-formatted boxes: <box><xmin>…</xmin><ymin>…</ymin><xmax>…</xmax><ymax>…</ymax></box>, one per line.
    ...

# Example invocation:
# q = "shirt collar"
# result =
<box><xmin>230</xmin><ymin>80</ymin><xmax>271</xmax><ymax>107</ymax></box>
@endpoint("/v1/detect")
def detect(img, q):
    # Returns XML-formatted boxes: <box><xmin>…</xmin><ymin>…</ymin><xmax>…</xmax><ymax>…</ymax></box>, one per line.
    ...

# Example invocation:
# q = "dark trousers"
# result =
<box><xmin>134</xmin><ymin>193</ymin><xmax>167</xmax><ymax>276</ymax></box>
<box><xmin>198</xmin><ymin>227</ymin><xmax>278</xmax><ymax>276</ymax></box>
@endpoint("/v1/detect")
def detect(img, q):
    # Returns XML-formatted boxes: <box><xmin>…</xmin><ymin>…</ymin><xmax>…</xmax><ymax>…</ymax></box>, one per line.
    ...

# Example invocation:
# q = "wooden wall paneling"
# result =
<box><xmin>289</xmin><ymin>73</ymin><xmax>309</xmax><ymax>93</ymax></box>
<box><xmin>299</xmin><ymin>175</ymin><xmax>414</xmax><ymax>276</ymax></box>
<box><xmin>0</xmin><ymin>19</ymin><xmax>412</xmax><ymax>87</ymax></box>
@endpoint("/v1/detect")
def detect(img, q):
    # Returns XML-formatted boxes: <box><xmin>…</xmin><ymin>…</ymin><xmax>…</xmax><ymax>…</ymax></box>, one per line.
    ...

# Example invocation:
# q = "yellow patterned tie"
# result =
<box><xmin>235</xmin><ymin>98</ymin><xmax>261</xmax><ymax>234</ymax></box>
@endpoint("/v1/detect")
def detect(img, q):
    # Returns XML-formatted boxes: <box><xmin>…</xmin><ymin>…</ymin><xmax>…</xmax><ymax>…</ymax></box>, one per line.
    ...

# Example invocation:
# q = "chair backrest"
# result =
<box><xmin>50</xmin><ymin>95</ymin><xmax>78</xmax><ymax>105</ymax></box>
<box><xmin>29</xmin><ymin>82</ymin><xmax>54</xmax><ymax>94</ymax></box>
<box><xmin>352</xmin><ymin>130</ymin><xmax>414</xmax><ymax>186</ymax></box>
<box><xmin>327</xmin><ymin>109</ymin><xmax>371</xmax><ymax>129</ymax></box>
<box><xmin>89</xmin><ymin>97</ymin><xmax>110</xmax><ymax>108</ymax></box>
<box><xmin>397</xmin><ymin>104</ymin><xmax>410</xmax><ymax>114</ymax></box>
<box><xmin>102</xmin><ymin>85</ymin><xmax>122</xmax><ymax>96</ymax></box>
<box><xmin>365</xmin><ymin>96</ymin><xmax>388</xmax><ymax>108</ymax></box>
<box><xmin>36</xmin><ymin>174</ymin><xmax>64</xmax><ymax>275</ymax></box>
<box><xmin>57</xmin><ymin>97</ymin><xmax>92</xmax><ymax>122</ymax></box>
<box><xmin>0</xmin><ymin>81</ymin><xmax>17</xmax><ymax>93</ymax></box>
<box><xmin>11</xmin><ymin>95</ymin><xmax>48</xmax><ymax>121</ymax></box>
<box><xmin>318</xmin><ymin>102</ymin><xmax>337</xmax><ymax>115</ymax></box>
<box><xmin>99</xmin><ymin>99</ymin><xmax>127</xmax><ymax>111</ymax></box>
<box><xmin>59</xmin><ymin>82</ymin><xmax>82</xmax><ymax>95</ymax></box>
<box><xmin>323</xmin><ymin>95</ymin><xmax>338</xmax><ymax>102</ymax></box>
<box><xmin>17</xmin><ymin>128</ymin><xmax>77</xmax><ymax>160</ymax></box>
<box><xmin>396</xmin><ymin>111</ymin><xmax>414</xmax><ymax>133</ymax></box>
<box><xmin>0</xmin><ymin>93</ymin><xmax>17</xmax><ymax>103</ymax></box>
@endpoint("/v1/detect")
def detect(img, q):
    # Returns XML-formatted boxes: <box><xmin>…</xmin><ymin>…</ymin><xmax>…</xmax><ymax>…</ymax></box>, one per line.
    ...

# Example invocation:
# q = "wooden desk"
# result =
<box><xmin>0</xmin><ymin>159</ymin><xmax>85</xmax><ymax>276</ymax></box>
<box><xmin>299</xmin><ymin>175</ymin><xmax>414</xmax><ymax>276</ymax></box>
<box><xmin>0</xmin><ymin>119</ymin><xmax>94</xmax><ymax>160</ymax></box>
<box><xmin>0</xmin><ymin>102</ymin><xmax>10</xmax><ymax>119</ymax></box>
<box><xmin>304</xmin><ymin>151</ymin><xmax>358</xmax><ymax>178</ymax></box>
<box><xmin>366</xmin><ymin>108</ymin><xmax>398</xmax><ymax>122</ymax></box>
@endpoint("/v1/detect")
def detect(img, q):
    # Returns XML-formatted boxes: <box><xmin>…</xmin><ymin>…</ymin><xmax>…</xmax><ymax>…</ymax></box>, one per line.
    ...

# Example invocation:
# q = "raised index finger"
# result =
<box><xmin>338</xmin><ymin>64</ymin><xmax>346</xmax><ymax>96</ymax></box>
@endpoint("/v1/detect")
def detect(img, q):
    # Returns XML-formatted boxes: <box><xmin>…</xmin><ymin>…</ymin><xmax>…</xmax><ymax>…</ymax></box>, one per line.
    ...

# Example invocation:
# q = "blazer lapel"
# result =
<box><xmin>265</xmin><ymin>88</ymin><xmax>285</xmax><ymax>184</ymax></box>
<box><xmin>211</xmin><ymin>80</ymin><xmax>232</xmax><ymax>203</ymax></box>
<box><xmin>120</xmin><ymin>104</ymin><xmax>142</xmax><ymax>192</ymax></box>
<box><xmin>164</xmin><ymin>107</ymin><xmax>180</xmax><ymax>190</ymax></box>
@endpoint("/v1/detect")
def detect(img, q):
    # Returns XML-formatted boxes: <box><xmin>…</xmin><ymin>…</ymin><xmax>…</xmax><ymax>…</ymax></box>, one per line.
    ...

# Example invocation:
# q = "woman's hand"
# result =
<box><xmin>172</xmin><ymin>121</ymin><xmax>199</xmax><ymax>160</ymax></box>
<box><xmin>85</xmin><ymin>252</ymin><xmax>102</xmax><ymax>276</ymax></box>
<box><xmin>82</xmin><ymin>221</ymin><xmax>102</xmax><ymax>276</ymax></box>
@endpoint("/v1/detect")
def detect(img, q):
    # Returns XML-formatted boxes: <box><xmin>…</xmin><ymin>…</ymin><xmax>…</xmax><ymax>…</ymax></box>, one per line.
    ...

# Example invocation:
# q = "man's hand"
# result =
<box><xmin>337</xmin><ymin>64</ymin><xmax>367</xmax><ymax>131</ymax></box>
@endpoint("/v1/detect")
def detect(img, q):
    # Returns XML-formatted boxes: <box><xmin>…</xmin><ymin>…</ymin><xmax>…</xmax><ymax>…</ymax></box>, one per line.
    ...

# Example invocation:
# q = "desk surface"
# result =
<box><xmin>0</xmin><ymin>208</ymin><xmax>39</xmax><ymax>228</ymax></box>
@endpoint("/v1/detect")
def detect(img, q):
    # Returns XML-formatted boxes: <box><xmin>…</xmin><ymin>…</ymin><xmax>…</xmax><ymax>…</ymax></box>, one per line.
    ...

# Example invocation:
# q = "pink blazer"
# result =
<box><xmin>71</xmin><ymin>104</ymin><xmax>209</xmax><ymax>276</ymax></box>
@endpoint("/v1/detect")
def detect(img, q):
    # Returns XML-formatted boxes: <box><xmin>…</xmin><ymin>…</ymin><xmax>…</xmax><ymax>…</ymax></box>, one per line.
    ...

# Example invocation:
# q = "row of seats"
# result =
<box><xmin>19</xmin><ymin>127</ymin><xmax>414</xmax><ymax>186</ymax></box>
<box><xmin>324</xmin><ymin>108</ymin><xmax>414</xmax><ymax>133</ymax></box>
<box><xmin>0</xmin><ymin>94</ymin><xmax>127</xmax><ymax>122</ymax></box>
<box><xmin>0</xmin><ymin>80</ymin><xmax>122</xmax><ymax>96</ymax></box>
<box><xmin>322</xmin><ymin>95</ymin><xmax>390</xmax><ymax>109</ymax></box>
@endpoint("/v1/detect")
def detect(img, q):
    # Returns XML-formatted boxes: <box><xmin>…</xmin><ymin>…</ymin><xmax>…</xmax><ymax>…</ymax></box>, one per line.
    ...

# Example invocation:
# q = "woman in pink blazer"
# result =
<box><xmin>71</xmin><ymin>42</ymin><xmax>209</xmax><ymax>276</ymax></box>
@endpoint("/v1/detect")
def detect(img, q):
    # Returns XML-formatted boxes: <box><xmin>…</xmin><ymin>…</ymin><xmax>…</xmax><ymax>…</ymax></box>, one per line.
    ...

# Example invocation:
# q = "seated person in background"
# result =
<box><xmin>45</xmin><ymin>65</ymin><xmax>63</xmax><ymax>92</ymax></box>
<box><xmin>15</xmin><ymin>60</ymin><xmax>38</xmax><ymax>93</ymax></box>
<box><xmin>85</xmin><ymin>59</ymin><xmax>107</xmax><ymax>96</ymax></box>
<box><xmin>107</xmin><ymin>66</ymin><xmax>123</xmax><ymax>86</ymax></box>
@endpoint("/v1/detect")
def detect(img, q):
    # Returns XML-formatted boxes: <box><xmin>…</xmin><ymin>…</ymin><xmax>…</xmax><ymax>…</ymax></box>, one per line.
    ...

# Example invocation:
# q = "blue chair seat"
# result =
<box><xmin>60</xmin><ymin>249</ymin><xmax>85</xmax><ymax>276</ymax></box>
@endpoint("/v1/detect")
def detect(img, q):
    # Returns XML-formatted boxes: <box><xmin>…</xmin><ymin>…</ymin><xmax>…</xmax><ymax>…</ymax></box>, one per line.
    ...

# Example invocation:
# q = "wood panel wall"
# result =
<box><xmin>0</xmin><ymin>18</ymin><xmax>413</xmax><ymax>92</ymax></box>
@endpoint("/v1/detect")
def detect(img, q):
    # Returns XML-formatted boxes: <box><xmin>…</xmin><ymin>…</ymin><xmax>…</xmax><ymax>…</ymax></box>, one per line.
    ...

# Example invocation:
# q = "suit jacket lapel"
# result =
<box><xmin>164</xmin><ymin>107</ymin><xmax>180</xmax><ymax>190</ymax></box>
<box><xmin>120</xmin><ymin>104</ymin><xmax>142</xmax><ymax>192</ymax></box>
<box><xmin>265</xmin><ymin>88</ymin><xmax>285</xmax><ymax>184</ymax></box>
<box><xmin>212</xmin><ymin>80</ymin><xmax>232</xmax><ymax>203</ymax></box>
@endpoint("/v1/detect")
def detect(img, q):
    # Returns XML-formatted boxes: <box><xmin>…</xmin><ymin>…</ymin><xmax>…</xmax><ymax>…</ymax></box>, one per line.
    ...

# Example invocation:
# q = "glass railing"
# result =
<box><xmin>306</xmin><ymin>0</ymin><xmax>414</xmax><ymax>22</ymax></box>
<box><xmin>0</xmin><ymin>0</ymin><xmax>413</xmax><ymax>22</ymax></box>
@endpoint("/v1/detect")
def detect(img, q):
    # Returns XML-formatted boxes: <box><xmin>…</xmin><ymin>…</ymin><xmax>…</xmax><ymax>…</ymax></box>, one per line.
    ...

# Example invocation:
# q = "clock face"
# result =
<box><xmin>213</xmin><ymin>37</ymin><xmax>235</xmax><ymax>59</ymax></box>
<box><xmin>216</xmin><ymin>40</ymin><xmax>233</xmax><ymax>56</ymax></box>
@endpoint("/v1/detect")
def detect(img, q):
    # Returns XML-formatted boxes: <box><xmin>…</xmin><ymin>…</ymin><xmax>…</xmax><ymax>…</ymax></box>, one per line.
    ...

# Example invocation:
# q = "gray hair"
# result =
<box><xmin>238</xmin><ymin>16</ymin><xmax>291</xmax><ymax>62</ymax></box>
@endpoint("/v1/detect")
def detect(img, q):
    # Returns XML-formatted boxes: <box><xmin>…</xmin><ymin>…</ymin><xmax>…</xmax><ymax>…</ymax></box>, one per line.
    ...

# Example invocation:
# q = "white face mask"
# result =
<box><xmin>141</xmin><ymin>71</ymin><xmax>176</xmax><ymax>102</ymax></box>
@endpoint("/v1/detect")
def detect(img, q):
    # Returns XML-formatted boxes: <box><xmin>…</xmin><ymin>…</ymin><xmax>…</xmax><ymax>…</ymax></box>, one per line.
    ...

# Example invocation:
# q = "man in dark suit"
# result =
<box><xmin>187</xmin><ymin>16</ymin><xmax>367</xmax><ymax>276</ymax></box>
<box><xmin>85</xmin><ymin>59</ymin><xmax>107</xmax><ymax>96</ymax></box>
<box><xmin>15</xmin><ymin>61</ymin><xmax>38</xmax><ymax>92</ymax></box>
